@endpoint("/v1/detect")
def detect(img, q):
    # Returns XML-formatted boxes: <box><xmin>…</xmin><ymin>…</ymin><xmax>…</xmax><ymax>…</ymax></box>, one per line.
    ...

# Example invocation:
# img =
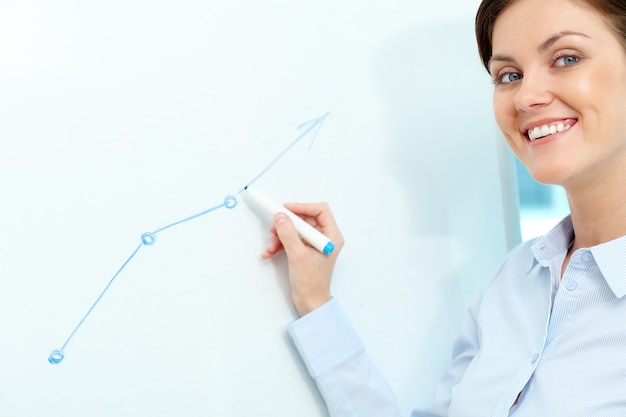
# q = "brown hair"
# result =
<box><xmin>475</xmin><ymin>0</ymin><xmax>626</xmax><ymax>72</ymax></box>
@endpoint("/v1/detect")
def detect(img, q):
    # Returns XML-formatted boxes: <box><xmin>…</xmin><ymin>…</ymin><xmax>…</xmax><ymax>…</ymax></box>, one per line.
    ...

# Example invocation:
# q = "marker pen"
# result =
<box><xmin>244</xmin><ymin>187</ymin><xmax>335</xmax><ymax>255</ymax></box>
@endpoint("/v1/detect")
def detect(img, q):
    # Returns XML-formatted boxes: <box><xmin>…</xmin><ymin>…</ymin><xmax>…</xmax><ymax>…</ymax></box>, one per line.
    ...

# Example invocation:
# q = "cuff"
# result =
<box><xmin>287</xmin><ymin>298</ymin><xmax>364</xmax><ymax>379</ymax></box>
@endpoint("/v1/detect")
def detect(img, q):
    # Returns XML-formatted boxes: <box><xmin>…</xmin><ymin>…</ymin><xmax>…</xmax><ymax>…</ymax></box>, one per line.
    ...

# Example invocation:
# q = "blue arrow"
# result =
<box><xmin>48</xmin><ymin>112</ymin><xmax>330</xmax><ymax>364</ymax></box>
<box><xmin>239</xmin><ymin>111</ymin><xmax>330</xmax><ymax>193</ymax></box>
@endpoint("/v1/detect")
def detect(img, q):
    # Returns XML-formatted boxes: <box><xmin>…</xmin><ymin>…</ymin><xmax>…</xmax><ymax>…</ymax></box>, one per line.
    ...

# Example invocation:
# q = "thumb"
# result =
<box><xmin>273</xmin><ymin>212</ymin><xmax>304</xmax><ymax>254</ymax></box>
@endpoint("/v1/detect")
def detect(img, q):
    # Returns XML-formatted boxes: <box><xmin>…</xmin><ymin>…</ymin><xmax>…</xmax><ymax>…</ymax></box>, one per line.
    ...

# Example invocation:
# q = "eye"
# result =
<box><xmin>494</xmin><ymin>71</ymin><xmax>522</xmax><ymax>85</ymax></box>
<box><xmin>554</xmin><ymin>54</ymin><xmax>580</xmax><ymax>67</ymax></box>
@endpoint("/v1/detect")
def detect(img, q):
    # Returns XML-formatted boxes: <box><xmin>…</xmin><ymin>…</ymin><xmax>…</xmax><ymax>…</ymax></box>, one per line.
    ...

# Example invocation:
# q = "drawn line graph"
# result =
<box><xmin>48</xmin><ymin>111</ymin><xmax>330</xmax><ymax>365</ymax></box>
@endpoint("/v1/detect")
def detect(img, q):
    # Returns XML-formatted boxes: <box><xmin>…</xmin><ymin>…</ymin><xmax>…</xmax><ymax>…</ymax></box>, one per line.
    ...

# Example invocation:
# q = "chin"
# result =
<box><xmin>525</xmin><ymin>167</ymin><xmax>570</xmax><ymax>187</ymax></box>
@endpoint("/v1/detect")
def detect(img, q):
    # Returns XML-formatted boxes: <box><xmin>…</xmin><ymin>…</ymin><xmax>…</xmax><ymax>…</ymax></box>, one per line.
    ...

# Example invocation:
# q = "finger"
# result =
<box><xmin>282</xmin><ymin>202</ymin><xmax>328</xmax><ymax>218</ymax></box>
<box><xmin>273</xmin><ymin>212</ymin><xmax>307</xmax><ymax>256</ymax></box>
<box><xmin>283</xmin><ymin>202</ymin><xmax>343</xmax><ymax>246</ymax></box>
<box><xmin>261</xmin><ymin>234</ymin><xmax>284</xmax><ymax>259</ymax></box>
<box><xmin>282</xmin><ymin>203</ymin><xmax>337</xmax><ymax>230</ymax></box>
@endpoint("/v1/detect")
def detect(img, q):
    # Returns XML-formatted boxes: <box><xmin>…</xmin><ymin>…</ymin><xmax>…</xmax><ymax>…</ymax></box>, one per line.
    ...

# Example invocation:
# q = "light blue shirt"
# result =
<box><xmin>288</xmin><ymin>216</ymin><xmax>626</xmax><ymax>417</ymax></box>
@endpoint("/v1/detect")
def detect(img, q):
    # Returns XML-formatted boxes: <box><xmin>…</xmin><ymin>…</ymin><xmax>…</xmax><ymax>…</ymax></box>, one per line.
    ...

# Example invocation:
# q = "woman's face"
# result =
<box><xmin>490</xmin><ymin>0</ymin><xmax>626</xmax><ymax>190</ymax></box>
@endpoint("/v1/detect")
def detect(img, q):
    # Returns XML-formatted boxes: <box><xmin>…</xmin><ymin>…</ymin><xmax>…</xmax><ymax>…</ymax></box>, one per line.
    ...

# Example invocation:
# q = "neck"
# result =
<box><xmin>566</xmin><ymin>180</ymin><xmax>626</xmax><ymax>251</ymax></box>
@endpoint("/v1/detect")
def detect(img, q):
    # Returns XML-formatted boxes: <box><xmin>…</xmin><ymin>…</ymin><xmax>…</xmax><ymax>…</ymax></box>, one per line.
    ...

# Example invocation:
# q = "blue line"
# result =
<box><xmin>154</xmin><ymin>202</ymin><xmax>227</xmax><ymax>234</ymax></box>
<box><xmin>49</xmin><ymin>244</ymin><xmax>143</xmax><ymax>364</ymax></box>
<box><xmin>239</xmin><ymin>112</ymin><xmax>330</xmax><ymax>193</ymax></box>
<box><xmin>48</xmin><ymin>113</ymin><xmax>329</xmax><ymax>364</ymax></box>
<box><xmin>153</xmin><ymin>195</ymin><xmax>238</xmax><ymax>236</ymax></box>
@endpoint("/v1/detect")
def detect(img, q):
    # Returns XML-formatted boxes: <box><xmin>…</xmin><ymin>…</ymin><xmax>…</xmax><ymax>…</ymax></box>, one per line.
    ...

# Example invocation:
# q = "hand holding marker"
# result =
<box><xmin>244</xmin><ymin>187</ymin><xmax>335</xmax><ymax>255</ymax></box>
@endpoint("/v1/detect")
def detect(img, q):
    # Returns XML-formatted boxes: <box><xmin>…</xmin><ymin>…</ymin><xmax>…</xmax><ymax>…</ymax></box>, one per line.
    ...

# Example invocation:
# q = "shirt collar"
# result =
<box><xmin>531</xmin><ymin>216</ymin><xmax>574</xmax><ymax>266</ymax></box>
<box><xmin>531</xmin><ymin>215</ymin><xmax>626</xmax><ymax>299</ymax></box>
<box><xmin>590</xmin><ymin>236</ymin><xmax>626</xmax><ymax>299</ymax></box>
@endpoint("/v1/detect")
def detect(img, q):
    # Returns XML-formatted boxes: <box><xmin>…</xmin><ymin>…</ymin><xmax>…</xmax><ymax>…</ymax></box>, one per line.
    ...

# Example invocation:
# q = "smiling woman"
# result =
<box><xmin>488</xmin><ymin>1</ymin><xmax>626</xmax><ymax>194</ymax></box>
<box><xmin>264</xmin><ymin>0</ymin><xmax>626</xmax><ymax>416</ymax></box>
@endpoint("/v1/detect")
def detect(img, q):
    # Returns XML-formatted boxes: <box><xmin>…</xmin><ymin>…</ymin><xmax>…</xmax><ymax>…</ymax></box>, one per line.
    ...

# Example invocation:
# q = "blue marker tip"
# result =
<box><xmin>323</xmin><ymin>242</ymin><xmax>335</xmax><ymax>255</ymax></box>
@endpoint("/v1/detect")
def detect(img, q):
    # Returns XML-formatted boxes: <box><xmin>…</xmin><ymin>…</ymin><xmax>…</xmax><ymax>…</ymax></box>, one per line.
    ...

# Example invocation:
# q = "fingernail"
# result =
<box><xmin>275</xmin><ymin>213</ymin><xmax>287</xmax><ymax>225</ymax></box>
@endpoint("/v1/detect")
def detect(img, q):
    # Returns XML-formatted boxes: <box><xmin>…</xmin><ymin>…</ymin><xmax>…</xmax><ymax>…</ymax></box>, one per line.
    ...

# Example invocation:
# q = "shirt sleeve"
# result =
<box><xmin>287</xmin><ymin>297</ymin><xmax>483</xmax><ymax>417</ymax></box>
<box><xmin>287</xmin><ymin>298</ymin><xmax>403</xmax><ymax>417</ymax></box>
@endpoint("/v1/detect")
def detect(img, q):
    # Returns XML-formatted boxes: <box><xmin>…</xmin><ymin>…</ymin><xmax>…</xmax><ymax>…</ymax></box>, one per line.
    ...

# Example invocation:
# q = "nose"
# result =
<box><xmin>513</xmin><ymin>70</ymin><xmax>554</xmax><ymax>112</ymax></box>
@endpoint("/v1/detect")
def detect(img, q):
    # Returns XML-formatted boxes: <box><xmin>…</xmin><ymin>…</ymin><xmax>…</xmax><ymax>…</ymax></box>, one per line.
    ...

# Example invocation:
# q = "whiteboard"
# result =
<box><xmin>0</xmin><ymin>1</ymin><xmax>518</xmax><ymax>415</ymax></box>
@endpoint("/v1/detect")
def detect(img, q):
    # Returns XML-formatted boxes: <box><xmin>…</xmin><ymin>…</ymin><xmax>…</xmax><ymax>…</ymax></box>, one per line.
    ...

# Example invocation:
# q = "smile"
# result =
<box><xmin>525</xmin><ymin>119</ymin><xmax>576</xmax><ymax>141</ymax></box>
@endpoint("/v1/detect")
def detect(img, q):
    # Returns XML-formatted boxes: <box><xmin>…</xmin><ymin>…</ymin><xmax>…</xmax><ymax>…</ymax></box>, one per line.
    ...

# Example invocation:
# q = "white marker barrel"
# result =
<box><xmin>244</xmin><ymin>187</ymin><xmax>335</xmax><ymax>255</ymax></box>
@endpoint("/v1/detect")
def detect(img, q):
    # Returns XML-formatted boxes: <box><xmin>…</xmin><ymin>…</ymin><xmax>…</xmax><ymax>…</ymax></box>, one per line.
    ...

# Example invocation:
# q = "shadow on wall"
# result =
<box><xmin>370</xmin><ymin>20</ymin><xmax>510</xmax><ymax>406</ymax></box>
<box><xmin>372</xmin><ymin>17</ymin><xmax>511</xmax><ymax>309</ymax></box>
<box><xmin>373</xmin><ymin>19</ymin><xmax>498</xmax><ymax>238</ymax></box>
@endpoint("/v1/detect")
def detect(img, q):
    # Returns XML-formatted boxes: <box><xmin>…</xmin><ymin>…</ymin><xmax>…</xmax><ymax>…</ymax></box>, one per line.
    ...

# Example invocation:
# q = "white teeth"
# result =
<box><xmin>528</xmin><ymin>122</ymin><xmax>571</xmax><ymax>141</ymax></box>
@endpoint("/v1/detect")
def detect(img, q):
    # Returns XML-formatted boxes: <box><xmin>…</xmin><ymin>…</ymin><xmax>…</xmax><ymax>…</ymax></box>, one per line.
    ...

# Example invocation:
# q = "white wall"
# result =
<box><xmin>0</xmin><ymin>1</ymin><xmax>516</xmax><ymax>415</ymax></box>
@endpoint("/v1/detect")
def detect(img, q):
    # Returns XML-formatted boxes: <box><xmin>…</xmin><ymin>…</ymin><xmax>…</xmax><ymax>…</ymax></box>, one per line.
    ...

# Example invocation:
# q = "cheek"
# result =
<box><xmin>574</xmin><ymin>74</ymin><xmax>608</xmax><ymax>111</ymax></box>
<box><xmin>492</xmin><ymin>92</ymin><xmax>524</xmax><ymax>158</ymax></box>
<box><xmin>492</xmin><ymin>93</ymin><xmax>516</xmax><ymax>134</ymax></box>
<box><xmin>580</xmin><ymin>55</ymin><xmax>626</xmax><ymax>111</ymax></box>
<box><xmin>577</xmin><ymin>70</ymin><xmax>626</xmax><ymax>138</ymax></box>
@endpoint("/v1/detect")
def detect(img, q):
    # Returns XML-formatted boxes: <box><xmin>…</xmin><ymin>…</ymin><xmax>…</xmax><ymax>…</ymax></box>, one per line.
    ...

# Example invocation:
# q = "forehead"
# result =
<box><xmin>491</xmin><ymin>0</ymin><xmax>609</xmax><ymax>51</ymax></box>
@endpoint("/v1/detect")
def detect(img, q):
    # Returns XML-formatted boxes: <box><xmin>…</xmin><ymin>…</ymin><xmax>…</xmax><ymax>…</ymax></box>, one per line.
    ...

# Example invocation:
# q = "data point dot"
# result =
<box><xmin>48</xmin><ymin>349</ymin><xmax>64</xmax><ymax>364</ymax></box>
<box><xmin>141</xmin><ymin>232</ymin><xmax>157</xmax><ymax>246</ymax></box>
<box><xmin>224</xmin><ymin>195</ymin><xmax>238</xmax><ymax>209</ymax></box>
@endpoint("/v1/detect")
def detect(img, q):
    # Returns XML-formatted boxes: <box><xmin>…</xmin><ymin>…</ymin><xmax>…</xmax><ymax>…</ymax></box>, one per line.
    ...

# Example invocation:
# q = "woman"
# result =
<box><xmin>262</xmin><ymin>0</ymin><xmax>626</xmax><ymax>415</ymax></box>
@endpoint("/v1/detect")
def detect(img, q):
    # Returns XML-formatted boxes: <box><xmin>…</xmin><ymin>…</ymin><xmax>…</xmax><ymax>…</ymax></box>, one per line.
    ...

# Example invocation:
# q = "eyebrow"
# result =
<box><xmin>488</xmin><ymin>31</ymin><xmax>591</xmax><ymax>71</ymax></box>
<box><xmin>537</xmin><ymin>30</ymin><xmax>590</xmax><ymax>52</ymax></box>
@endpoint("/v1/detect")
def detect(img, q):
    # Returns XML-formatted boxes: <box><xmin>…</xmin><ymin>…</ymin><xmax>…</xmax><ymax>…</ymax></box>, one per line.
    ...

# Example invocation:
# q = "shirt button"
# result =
<box><xmin>531</xmin><ymin>352</ymin><xmax>540</xmax><ymax>363</ymax></box>
<box><xmin>582</xmin><ymin>252</ymin><xmax>593</xmax><ymax>263</ymax></box>
<box><xmin>566</xmin><ymin>280</ymin><xmax>578</xmax><ymax>291</ymax></box>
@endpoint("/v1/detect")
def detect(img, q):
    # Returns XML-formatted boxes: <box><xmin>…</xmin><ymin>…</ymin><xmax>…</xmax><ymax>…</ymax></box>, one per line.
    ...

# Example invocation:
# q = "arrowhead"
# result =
<box><xmin>297</xmin><ymin>112</ymin><xmax>330</xmax><ymax>150</ymax></box>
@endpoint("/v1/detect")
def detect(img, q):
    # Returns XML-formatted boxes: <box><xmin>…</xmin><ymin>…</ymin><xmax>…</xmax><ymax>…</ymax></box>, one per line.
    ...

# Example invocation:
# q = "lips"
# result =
<box><xmin>524</xmin><ymin>118</ymin><xmax>578</xmax><ymax>141</ymax></box>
